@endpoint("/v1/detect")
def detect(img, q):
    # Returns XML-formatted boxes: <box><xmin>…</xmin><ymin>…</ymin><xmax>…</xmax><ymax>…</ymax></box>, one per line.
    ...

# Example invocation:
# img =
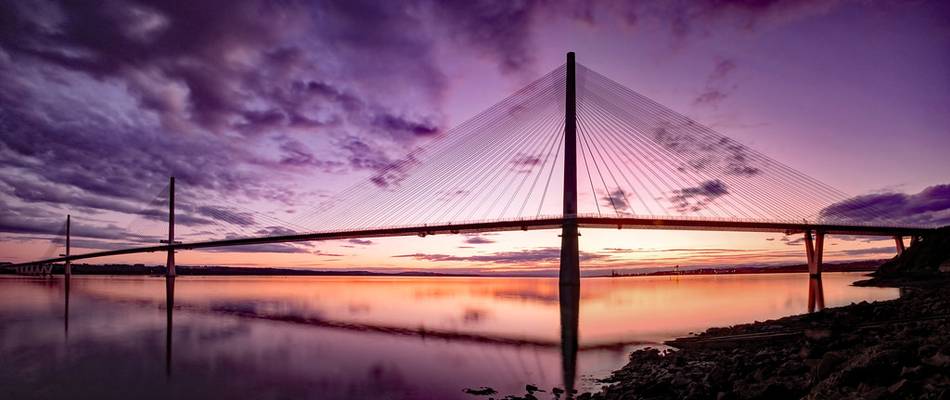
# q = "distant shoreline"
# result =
<box><xmin>0</xmin><ymin>259</ymin><xmax>884</xmax><ymax>278</ymax></box>
<box><xmin>597</xmin><ymin>259</ymin><xmax>883</xmax><ymax>278</ymax></box>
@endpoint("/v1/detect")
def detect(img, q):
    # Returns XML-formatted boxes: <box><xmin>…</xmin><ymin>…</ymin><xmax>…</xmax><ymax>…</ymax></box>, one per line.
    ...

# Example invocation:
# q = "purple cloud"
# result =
<box><xmin>463</xmin><ymin>234</ymin><xmax>495</xmax><ymax>245</ymax></box>
<box><xmin>601</xmin><ymin>188</ymin><xmax>632</xmax><ymax>214</ymax></box>
<box><xmin>820</xmin><ymin>184</ymin><xmax>950</xmax><ymax>227</ymax></box>
<box><xmin>669</xmin><ymin>179</ymin><xmax>729</xmax><ymax>213</ymax></box>
<box><xmin>694</xmin><ymin>58</ymin><xmax>737</xmax><ymax>107</ymax></box>
<box><xmin>510</xmin><ymin>153</ymin><xmax>543</xmax><ymax>173</ymax></box>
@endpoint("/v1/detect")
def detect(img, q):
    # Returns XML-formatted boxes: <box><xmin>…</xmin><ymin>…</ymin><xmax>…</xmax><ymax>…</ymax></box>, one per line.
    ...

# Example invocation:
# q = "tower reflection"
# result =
<box><xmin>559</xmin><ymin>282</ymin><xmax>580</xmax><ymax>398</ymax></box>
<box><xmin>63</xmin><ymin>275</ymin><xmax>70</xmax><ymax>334</ymax></box>
<box><xmin>807</xmin><ymin>276</ymin><xmax>825</xmax><ymax>313</ymax></box>
<box><xmin>166</xmin><ymin>276</ymin><xmax>175</xmax><ymax>378</ymax></box>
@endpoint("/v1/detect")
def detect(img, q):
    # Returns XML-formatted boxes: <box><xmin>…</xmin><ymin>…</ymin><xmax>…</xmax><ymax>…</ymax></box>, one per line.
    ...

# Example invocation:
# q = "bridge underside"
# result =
<box><xmin>9</xmin><ymin>215</ymin><xmax>934</xmax><ymax>267</ymax></box>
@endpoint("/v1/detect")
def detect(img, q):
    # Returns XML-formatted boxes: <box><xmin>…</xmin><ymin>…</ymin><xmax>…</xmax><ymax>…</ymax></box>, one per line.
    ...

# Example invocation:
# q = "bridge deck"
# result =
<box><xmin>7</xmin><ymin>215</ymin><xmax>934</xmax><ymax>267</ymax></box>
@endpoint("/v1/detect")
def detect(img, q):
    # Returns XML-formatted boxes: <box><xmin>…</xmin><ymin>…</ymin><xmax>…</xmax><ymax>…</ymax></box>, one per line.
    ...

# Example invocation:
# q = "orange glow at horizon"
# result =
<box><xmin>0</xmin><ymin>228</ymin><xmax>900</xmax><ymax>274</ymax></box>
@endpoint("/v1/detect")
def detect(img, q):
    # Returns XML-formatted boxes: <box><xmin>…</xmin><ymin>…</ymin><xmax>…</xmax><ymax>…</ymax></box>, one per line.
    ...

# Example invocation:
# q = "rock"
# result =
<box><xmin>924</xmin><ymin>352</ymin><xmax>950</xmax><ymax>368</ymax></box>
<box><xmin>804</xmin><ymin>328</ymin><xmax>832</xmax><ymax>341</ymax></box>
<box><xmin>900</xmin><ymin>365</ymin><xmax>922</xmax><ymax>378</ymax></box>
<box><xmin>888</xmin><ymin>378</ymin><xmax>908</xmax><ymax>394</ymax></box>
<box><xmin>816</xmin><ymin>351</ymin><xmax>845</xmax><ymax>381</ymax></box>
<box><xmin>918</xmin><ymin>344</ymin><xmax>938</xmax><ymax>358</ymax></box>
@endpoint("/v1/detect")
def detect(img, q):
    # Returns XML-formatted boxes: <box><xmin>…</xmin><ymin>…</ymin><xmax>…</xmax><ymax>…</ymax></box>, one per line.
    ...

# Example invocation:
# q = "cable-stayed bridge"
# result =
<box><xmin>7</xmin><ymin>53</ymin><xmax>937</xmax><ymax>281</ymax></box>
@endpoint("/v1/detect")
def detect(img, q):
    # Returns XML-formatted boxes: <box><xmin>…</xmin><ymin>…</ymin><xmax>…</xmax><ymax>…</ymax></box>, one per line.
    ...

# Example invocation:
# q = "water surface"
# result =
<box><xmin>0</xmin><ymin>272</ymin><xmax>897</xmax><ymax>399</ymax></box>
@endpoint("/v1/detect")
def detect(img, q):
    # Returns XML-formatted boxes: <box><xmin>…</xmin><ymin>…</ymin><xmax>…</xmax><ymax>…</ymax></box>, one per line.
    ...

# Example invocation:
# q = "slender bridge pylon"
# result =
<box><xmin>7</xmin><ymin>52</ymin><xmax>938</xmax><ymax>280</ymax></box>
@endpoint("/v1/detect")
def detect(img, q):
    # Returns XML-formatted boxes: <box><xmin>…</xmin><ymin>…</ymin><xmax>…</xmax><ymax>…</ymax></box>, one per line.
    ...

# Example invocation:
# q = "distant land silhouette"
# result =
<box><xmin>0</xmin><ymin>260</ymin><xmax>885</xmax><ymax>277</ymax></box>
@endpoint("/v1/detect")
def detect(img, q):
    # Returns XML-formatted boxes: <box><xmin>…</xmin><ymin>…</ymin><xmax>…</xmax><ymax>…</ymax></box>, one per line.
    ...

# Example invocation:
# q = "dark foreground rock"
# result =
<box><xmin>589</xmin><ymin>279</ymin><xmax>950</xmax><ymax>400</ymax></box>
<box><xmin>487</xmin><ymin>277</ymin><xmax>950</xmax><ymax>400</ymax></box>
<box><xmin>874</xmin><ymin>228</ymin><xmax>950</xmax><ymax>278</ymax></box>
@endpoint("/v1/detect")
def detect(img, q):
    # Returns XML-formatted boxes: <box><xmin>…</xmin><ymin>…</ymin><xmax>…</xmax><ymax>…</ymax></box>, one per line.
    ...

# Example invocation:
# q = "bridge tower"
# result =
<box><xmin>64</xmin><ymin>214</ymin><xmax>70</xmax><ymax>278</ymax></box>
<box><xmin>560</xmin><ymin>52</ymin><xmax>580</xmax><ymax>286</ymax></box>
<box><xmin>164</xmin><ymin>177</ymin><xmax>176</xmax><ymax>277</ymax></box>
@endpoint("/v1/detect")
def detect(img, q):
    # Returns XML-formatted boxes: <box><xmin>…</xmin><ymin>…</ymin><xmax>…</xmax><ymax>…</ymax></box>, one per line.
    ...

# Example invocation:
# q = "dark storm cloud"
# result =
<box><xmin>634</xmin><ymin>0</ymin><xmax>848</xmax><ymax>43</ymax></box>
<box><xmin>0</xmin><ymin>209</ymin><xmax>159</xmax><ymax>243</ymax></box>
<box><xmin>0</xmin><ymin>0</ymin><xmax>477</xmax><ymax>240</ymax></box>
<box><xmin>669</xmin><ymin>179</ymin><xmax>729</xmax><ymax>212</ymax></box>
<box><xmin>0</xmin><ymin>0</ymin><xmax>856</xmax><ymax>247</ymax></box>
<box><xmin>819</xmin><ymin>184</ymin><xmax>950</xmax><ymax>227</ymax></box>
<box><xmin>429</xmin><ymin>1</ymin><xmax>540</xmax><ymax>74</ymax></box>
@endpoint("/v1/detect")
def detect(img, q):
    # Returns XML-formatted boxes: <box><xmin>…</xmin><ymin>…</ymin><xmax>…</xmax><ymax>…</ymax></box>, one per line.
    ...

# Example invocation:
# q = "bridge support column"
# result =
<box><xmin>164</xmin><ymin>177</ymin><xmax>176</xmax><ymax>277</ymax></box>
<box><xmin>63</xmin><ymin>214</ymin><xmax>70</xmax><ymax>332</ymax></box>
<box><xmin>804</xmin><ymin>230</ymin><xmax>824</xmax><ymax>277</ymax></box>
<box><xmin>560</xmin><ymin>218</ymin><xmax>579</xmax><ymax>285</ymax></box>
<box><xmin>64</xmin><ymin>215</ymin><xmax>71</xmax><ymax>279</ymax></box>
<box><xmin>894</xmin><ymin>236</ymin><xmax>905</xmax><ymax>255</ymax></box>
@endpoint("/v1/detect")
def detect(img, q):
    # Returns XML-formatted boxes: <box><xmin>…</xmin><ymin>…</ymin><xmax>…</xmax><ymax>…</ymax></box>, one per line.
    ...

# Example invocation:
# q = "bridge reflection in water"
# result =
<box><xmin>166</xmin><ymin>276</ymin><xmax>175</xmax><ymax>378</ymax></box>
<box><xmin>808</xmin><ymin>277</ymin><xmax>825</xmax><ymax>313</ymax></box>
<box><xmin>55</xmin><ymin>271</ymin><xmax>827</xmax><ymax>397</ymax></box>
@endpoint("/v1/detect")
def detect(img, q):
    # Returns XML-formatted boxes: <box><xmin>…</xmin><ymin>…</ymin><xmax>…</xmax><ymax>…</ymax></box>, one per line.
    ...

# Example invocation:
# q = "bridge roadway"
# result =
<box><xmin>8</xmin><ymin>213</ymin><xmax>935</xmax><ymax>267</ymax></box>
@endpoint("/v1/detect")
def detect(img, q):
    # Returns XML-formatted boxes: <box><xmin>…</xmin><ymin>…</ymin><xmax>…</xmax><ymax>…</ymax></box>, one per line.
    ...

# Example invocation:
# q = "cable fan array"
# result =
<box><xmin>47</xmin><ymin>59</ymin><xmax>926</xmax><ymax>252</ymax></box>
<box><xmin>285</xmin><ymin>62</ymin><xmax>911</xmax><ymax>233</ymax></box>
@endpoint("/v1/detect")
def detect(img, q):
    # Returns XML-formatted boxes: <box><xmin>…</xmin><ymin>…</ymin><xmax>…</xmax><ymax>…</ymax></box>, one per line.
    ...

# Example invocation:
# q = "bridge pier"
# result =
<box><xmin>804</xmin><ymin>230</ymin><xmax>824</xmax><ymax>277</ymax></box>
<box><xmin>64</xmin><ymin>215</ymin><xmax>71</xmax><ymax>279</ymax></box>
<box><xmin>163</xmin><ymin>177</ymin><xmax>177</xmax><ymax>277</ymax></box>
<box><xmin>894</xmin><ymin>236</ymin><xmax>905</xmax><ymax>255</ymax></box>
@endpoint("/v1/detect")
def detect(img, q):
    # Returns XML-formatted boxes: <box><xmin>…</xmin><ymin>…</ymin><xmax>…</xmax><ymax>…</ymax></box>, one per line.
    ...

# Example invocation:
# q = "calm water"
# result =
<box><xmin>0</xmin><ymin>272</ymin><xmax>897</xmax><ymax>399</ymax></box>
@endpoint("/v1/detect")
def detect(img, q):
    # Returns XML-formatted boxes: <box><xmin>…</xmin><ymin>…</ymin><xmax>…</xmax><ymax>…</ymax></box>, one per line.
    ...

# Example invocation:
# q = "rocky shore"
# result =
<box><xmin>587</xmin><ymin>276</ymin><xmax>950</xmax><ymax>400</ymax></box>
<box><xmin>489</xmin><ymin>231</ymin><xmax>950</xmax><ymax>400</ymax></box>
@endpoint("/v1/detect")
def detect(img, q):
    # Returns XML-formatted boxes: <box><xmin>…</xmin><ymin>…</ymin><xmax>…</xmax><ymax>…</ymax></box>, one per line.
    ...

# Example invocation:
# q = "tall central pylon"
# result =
<box><xmin>559</xmin><ymin>52</ymin><xmax>579</xmax><ymax>286</ymax></box>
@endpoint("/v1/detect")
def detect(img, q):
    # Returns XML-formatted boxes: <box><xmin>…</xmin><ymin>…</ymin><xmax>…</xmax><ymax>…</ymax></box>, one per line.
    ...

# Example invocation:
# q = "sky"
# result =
<box><xmin>1</xmin><ymin>0</ymin><xmax>948</xmax><ymax>275</ymax></box>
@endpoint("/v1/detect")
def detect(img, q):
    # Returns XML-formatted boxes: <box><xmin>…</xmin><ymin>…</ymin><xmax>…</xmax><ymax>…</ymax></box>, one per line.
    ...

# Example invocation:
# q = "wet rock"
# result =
<box><xmin>923</xmin><ymin>352</ymin><xmax>950</xmax><ymax>368</ymax></box>
<box><xmin>888</xmin><ymin>378</ymin><xmax>908</xmax><ymax>394</ymax></box>
<box><xmin>462</xmin><ymin>386</ymin><xmax>497</xmax><ymax>396</ymax></box>
<box><xmin>816</xmin><ymin>351</ymin><xmax>845</xmax><ymax>380</ymax></box>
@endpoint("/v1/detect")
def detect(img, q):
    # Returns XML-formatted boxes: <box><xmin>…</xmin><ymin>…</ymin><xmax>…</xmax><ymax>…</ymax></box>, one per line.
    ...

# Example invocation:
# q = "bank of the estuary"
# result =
<box><xmin>489</xmin><ymin>231</ymin><xmax>950</xmax><ymax>400</ymax></box>
<box><xmin>585</xmin><ymin>277</ymin><xmax>950</xmax><ymax>400</ymax></box>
